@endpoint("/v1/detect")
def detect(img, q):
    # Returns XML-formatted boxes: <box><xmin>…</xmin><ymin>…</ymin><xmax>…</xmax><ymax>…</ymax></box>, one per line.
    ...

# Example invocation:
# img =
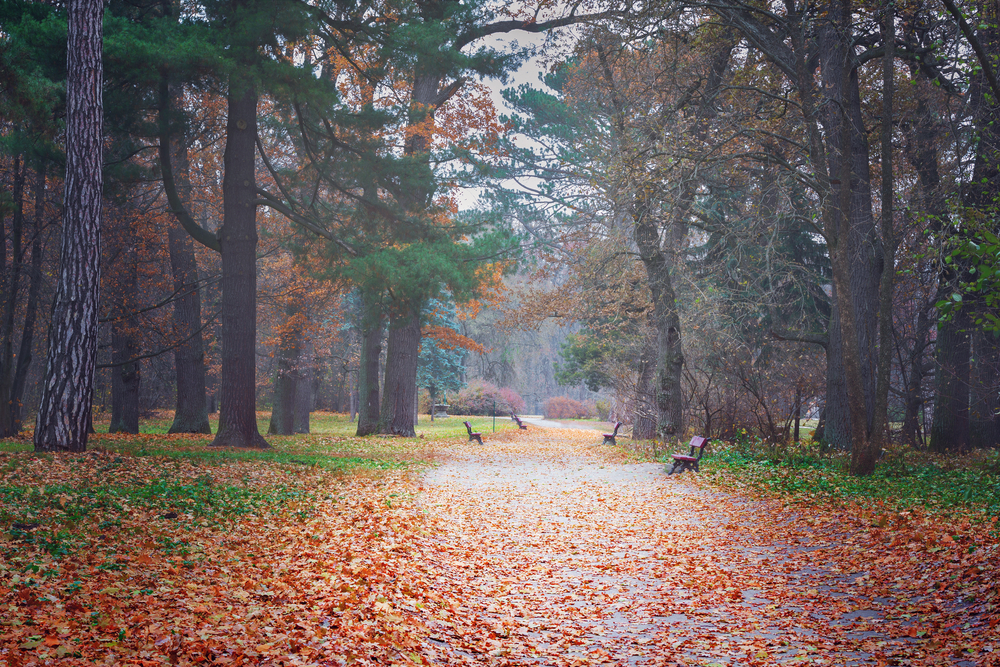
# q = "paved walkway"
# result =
<box><xmin>416</xmin><ymin>429</ymin><xmax>988</xmax><ymax>666</ymax></box>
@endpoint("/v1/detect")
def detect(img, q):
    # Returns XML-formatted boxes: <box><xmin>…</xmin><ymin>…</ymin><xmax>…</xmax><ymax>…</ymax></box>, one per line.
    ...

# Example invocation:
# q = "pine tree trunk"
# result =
<box><xmin>108</xmin><ymin>208</ymin><xmax>140</xmax><ymax>434</ymax></box>
<box><xmin>10</xmin><ymin>165</ymin><xmax>47</xmax><ymax>433</ymax></box>
<box><xmin>356</xmin><ymin>291</ymin><xmax>384</xmax><ymax>436</ymax></box>
<box><xmin>0</xmin><ymin>155</ymin><xmax>25</xmax><ymax>438</ymax></box>
<box><xmin>35</xmin><ymin>0</ymin><xmax>103</xmax><ymax>452</ymax></box>
<box><xmin>166</xmin><ymin>118</ymin><xmax>211</xmax><ymax>434</ymax></box>
<box><xmin>379</xmin><ymin>307</ymin><xmax>421</xmax><ymax>437</ymax></box>
<box><xmin>210</xmin><ymin>78</ymin><xmax>268</xmax><ymax>449</ymax></box>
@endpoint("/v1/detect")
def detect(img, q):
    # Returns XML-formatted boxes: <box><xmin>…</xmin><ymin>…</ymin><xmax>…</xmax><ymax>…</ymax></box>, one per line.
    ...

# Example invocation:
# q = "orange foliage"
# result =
<box><xmin>421</xmin><ymin>324</ymin><xmax>485</xmax><ymax>354</ymax></box>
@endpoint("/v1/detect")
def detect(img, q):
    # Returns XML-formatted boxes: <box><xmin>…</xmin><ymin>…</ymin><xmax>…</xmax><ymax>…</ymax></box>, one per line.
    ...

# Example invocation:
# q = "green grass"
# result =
<box><xmin>696</xmin><ymin>436</ymin><xmax>1000</xmax><ymax>521</ymax></box>
<box><xmin>1</xmin><ymin>411</ymin><xmax>501</xmax><ymax>561</ymax></box>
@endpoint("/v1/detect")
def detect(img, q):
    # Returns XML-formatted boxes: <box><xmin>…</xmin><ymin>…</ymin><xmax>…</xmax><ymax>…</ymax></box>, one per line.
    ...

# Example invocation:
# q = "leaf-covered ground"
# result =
<box><xmin>1</xmin><ymin>427</ymin><xmax>997</xmax><ymax>665</ymax></box>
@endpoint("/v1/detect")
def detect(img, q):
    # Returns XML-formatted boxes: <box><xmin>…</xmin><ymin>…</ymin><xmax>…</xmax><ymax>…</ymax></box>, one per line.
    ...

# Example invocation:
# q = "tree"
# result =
<box><xmin>34</xmin><ymin>0</ymin><xmax>103</xmax><ymax>452</ymax></box>
<box><xmin>157</xmin><ymin>0</ymin><xmax>318</xmax><ymax>448</ymax></box>
<box><xmin>418</xmin><ymin>298</ymin><xmax>471</xmax><ymax>421</ymax></box>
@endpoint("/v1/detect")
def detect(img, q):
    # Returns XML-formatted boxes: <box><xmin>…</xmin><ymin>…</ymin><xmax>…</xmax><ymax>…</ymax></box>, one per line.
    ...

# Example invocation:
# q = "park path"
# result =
<box><xmin>414</xmin><ymin>427</ymin><xmax>993</xmax><ymax>667</ymax></box>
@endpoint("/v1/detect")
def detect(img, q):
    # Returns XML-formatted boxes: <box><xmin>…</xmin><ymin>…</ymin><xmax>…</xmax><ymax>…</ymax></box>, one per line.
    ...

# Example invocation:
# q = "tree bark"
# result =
<box><xmin>166</xmin><ymin>108</ymin><xmax>211</xmax><ymax>434</ymax></box>
<box><xmin>632</xmin><ymin>319</ymin><xmax>658</xmax><ymax>440</ymax></box>
<box><xmin>268</xmin><ymin>302</ymin><xmax>304</xmax><ymax>436</ymax></box>
<box><xmin>210</xmin><ymin>77</ymin><xmax>269</xmax><ymax>449</ymax></box>
<box><xmin>816</xmin><ymin>0</ymin><xmax>881</xmax><ymax>456</ymax></box>
<box><xmin>969</xmin><ymin>327</ymin><xmax>1000</xmax><ymax>448</ymax></box>
<box><xmin>901</xmin><ymin>307</ymin><xmax>932</xmax><ymax>446</ymax></box>
<box><xmin>35</xmin><ymin>0</ymin><xmax>103</xmax><ymax>452</ymax></box>
<box><xmin>356</xmin><ymin>290</ymin><xmax>384</xmax><ymax>436</ymax></box>
<box><xmin>294</xmin><ymin>338</ymin><xmax>313</xmax><ymax>434</ymax></box>
<box><xmin>634</xmin><ymin>212</ymin><xmax>685</xmax><ymax>440</ymax></box>
<box><xmin>930</xmin><ymin>0</ymin><xmax>999</xmax><ymax>452</ymax></box>
<box><xmin>0</xmin><ymin>155</ymin><xmax>25</xmax><ymax>437</ymax></box>
<box><xmin>930</xmin><ymin>307</ymin><xmax>971</xmax><ymax>452</ymax></box>
<box><xmin>108</xmin><ymin>207</ymin><xmax>140</xmax><ymax>434</ymax></box>
<box><xmin>378</xmin><ymin>305</ymin><xmax>421</xmax><ymax>437</ymax></box>
<box><xmin>965</xmin><ymin>0</ymin><xmax>1000</xmax><ymax>449</ymax></box>
<box><xmin>9</xmin><ymin>165</ymin><xmax>47</xmax><ymax>433</ymax></box>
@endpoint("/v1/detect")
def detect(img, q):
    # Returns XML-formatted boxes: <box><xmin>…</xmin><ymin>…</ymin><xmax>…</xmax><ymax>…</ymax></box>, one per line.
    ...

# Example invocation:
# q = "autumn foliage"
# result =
<box><xmin>543</xmin><ymin>396</ymin><xmax>597</xmax><ymax>420</ymax></box>
<box><xmin>447</xmin><ymin>380</ymin><xmax>526</xmax><ymax>416</ymax></box>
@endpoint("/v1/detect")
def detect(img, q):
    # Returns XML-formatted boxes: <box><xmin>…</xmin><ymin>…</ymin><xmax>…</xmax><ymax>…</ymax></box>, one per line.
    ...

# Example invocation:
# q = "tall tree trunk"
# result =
<box><xmin>632</xmin><ymin>320</ymin><xmax>658</xmax><ymax>440</ymax></box>
<box><xmin>356</xmin><ymin>290</ymin><xmax>384</xmax><ymax>436</ymax></box>
<box><xmin>816</xmin><ymin>0</ymin><xmax>881</xmax><ymax>456</ymax></box>
<box><xmin>0</xmin><ymin>155</ymin><xmax>25</xmax><ymax>437</ymax></box>
<box><xmin>634</xmin><ymin>214</ymin><xmax>685</xmax><ymax>440</ymax></box>
<box><xmin>901</xmin><ymin>83</ymin><xmax>946</xmax><ymax>447</ymax></box>
<box><xmin>210</xmin><ymin>78</ymin><xmax>268</xmax><ymax>449</ymax></box>
<box><xmin>166</xmin><ymin>105</ymin><xmax>211</xmax><ymax>434</ymax></box>
<box><xmin>859</xmin><ymin>0</ymin><xmax>897</xmax><ymax>473</ymax></box>
<box><xmin>294</xmin><ymin>338</ymin><xmax>313</xmax><ymax>434</ymax></box>
<box><xmin>930</xmin><ymin>308</ymin><xmax>971</xmax><ymax>452</ymax></box>
<box><xmin>965</xmin><ymin>0</ymin><xmax>1000</xmax><ymax>449</ymax></box>
<box><xmin>268</xmin><ymin>302</ymin><xmax>304</xmax><ymax>436</ymax></box>
<box><xmin>379</xmin><ymin>305</ymin><xmax>421</xmax><ymax>437</ymax></box>
<box><xmin>969</xmin><ymin>327</ymin><xmax>1000</xmax><ymax>448</ymax></box>
<box><xmin>108</xmin><ymin>208</ymin><xmax>140</xmax><ymax>434</ymax></box>
<box><xmin>35</xmin><ymin>0</ymin><xmax>103</xmax><ymax>452</ymax></box>
<box><xmin>10</xmin><ymin>165</ymin><xmax>47</xmax><ymax>433</ymax></box>
<box><xmin>901</xmin><ymin>308</ymin><xmax>931</xmax><ymax>446</ymax></box>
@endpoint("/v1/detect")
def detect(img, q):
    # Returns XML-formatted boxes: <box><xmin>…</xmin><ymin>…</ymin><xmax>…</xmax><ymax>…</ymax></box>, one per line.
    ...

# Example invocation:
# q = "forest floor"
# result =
<box><xmin>0</xmin><ymin>424</ymin><xmax>997</xmax><ymax>666</ymax></box>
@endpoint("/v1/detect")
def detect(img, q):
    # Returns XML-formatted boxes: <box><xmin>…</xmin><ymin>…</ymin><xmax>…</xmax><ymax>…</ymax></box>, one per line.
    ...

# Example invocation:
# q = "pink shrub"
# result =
<box><xmin>449</xmin><ymin>381</ymin><xmax>526</xmax><ymax>416</ymax></box>
<box><xmin>542</xmin><ymin>396</ymin><xmax>597</xmax><ymax>419</ymax></box>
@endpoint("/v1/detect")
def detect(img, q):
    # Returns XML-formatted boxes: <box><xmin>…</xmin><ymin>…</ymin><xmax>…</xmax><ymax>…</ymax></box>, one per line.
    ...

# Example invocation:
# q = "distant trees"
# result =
<box><xmin>418</xmin><ymin>299</ymin><xmax>472</xmax><ymax>421</ymax></box>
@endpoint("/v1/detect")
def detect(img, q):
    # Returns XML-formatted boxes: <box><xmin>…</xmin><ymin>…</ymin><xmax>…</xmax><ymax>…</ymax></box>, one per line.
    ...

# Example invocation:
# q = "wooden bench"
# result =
<box><xmin>668</xmin><ymin>436</ymin><xmax>709</xmax><ymax>474</ymax></box>
<box><xmin>511</xmin><ymin>413</ymin><xmax>528</xmax><ymax>429</ymax></box>
<box><xmin>464</xmin><ymin>421</ymin><xmax>483</xmax><ymax>445</ymax></box>
<box><xmin>602</xmin><ymin>421</ymin><xmax>623</xmax><ymax>445</ymax></box>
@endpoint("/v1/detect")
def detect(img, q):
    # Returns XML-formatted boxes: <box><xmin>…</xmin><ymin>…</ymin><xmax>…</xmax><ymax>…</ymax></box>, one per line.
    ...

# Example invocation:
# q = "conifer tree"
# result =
<box><xmin>34</xmin><ymin>0</ymin><xmax>104</xmax><ymax>452</ymax></box>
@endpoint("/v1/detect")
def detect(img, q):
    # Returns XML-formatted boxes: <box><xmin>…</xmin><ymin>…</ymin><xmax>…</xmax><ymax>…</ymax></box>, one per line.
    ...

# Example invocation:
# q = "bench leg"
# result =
<box><xmin>474</xmin><ymin>435</ymin><xmax>483</xmax><ymax>445</ymax></box>
<box><xmin>603</xmin><ymin>436</ymin><xmax>615</xmax><ymax>445</ymax></box>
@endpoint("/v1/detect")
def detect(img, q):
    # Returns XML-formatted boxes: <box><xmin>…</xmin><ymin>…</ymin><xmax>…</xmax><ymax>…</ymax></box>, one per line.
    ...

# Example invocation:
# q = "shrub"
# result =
<box><xmin>595</xmin><ymin>399</ymin><xmax>611</xmax><ymax>421</ymax></box>
<box><xmin>449</xmin><ymin>381</ymin><xmax>526</xmax><ymax>416</ymax></box>
<box><xmin>543</xmin><ymin>396</ymin><xmax>597</xmax><ymax>419</ymax></box>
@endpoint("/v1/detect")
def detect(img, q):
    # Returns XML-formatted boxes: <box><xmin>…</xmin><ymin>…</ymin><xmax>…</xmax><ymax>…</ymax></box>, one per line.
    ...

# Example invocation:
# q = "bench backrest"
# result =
<box><xmin>612</xmin><ymin>421</ymin><xmax>622</xmax><ymax>435</ymax></box>
<box><xmin>689</xmin><ymin>436</ymin><xmax>709</xmax><ymax>457</ymax></box>
<box><xmin>464</xmin><ymin>421</ymin><xmax>474</xmax><ymax>433</ymax></box>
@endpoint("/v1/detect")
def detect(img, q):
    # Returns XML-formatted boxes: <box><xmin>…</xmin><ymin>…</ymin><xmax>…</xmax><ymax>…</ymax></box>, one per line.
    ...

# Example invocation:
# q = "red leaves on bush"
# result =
<box><xmin>543</xmin><ymin>396</ymin><xmax>597</xmax><ymax>419</ymax></box>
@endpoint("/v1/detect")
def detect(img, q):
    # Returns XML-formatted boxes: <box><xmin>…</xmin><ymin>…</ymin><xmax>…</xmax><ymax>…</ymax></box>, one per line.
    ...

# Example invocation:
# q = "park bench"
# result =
<box><xmin>511</xmin><ymin>413</ymin><xmax>528</xmax><ymax>429</ymax></box>
<box><xmin>602</xmin><ymin>422</ymin><xmax>623</xmax><ymax>445</ymax></box>
<box><xmin>668</xmin><ymin>436</ymin><xmax>709</xmax><ymax>474</ymax></box>
<box><xmin>464</xmin><ymin>421</ymin><xmax>483</xmax><ymax>445</ymax></box>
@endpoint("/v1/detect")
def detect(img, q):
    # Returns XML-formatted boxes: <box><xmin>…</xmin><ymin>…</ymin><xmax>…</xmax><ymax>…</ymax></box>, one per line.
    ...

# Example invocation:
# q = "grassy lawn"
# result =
<box><xmin>0</xmin><ymin>412</ymin><xmax>517</xmax><ymax>565</ymax></box>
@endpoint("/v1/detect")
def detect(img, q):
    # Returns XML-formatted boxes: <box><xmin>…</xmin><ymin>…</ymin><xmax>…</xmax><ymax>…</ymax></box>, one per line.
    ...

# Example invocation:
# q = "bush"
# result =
<box><xmin>543</xmin><ymin>396</ymin><xmax>597</xmax><ymax>419</ymax></box>
<box><xmin>595</xmin><ymin>399</ymin><xmax>611</xmax><ymax>421</ymax></box>
<box><xmin>448</xmin><ymin>381</ymin><xmax>526</xmax><ymax>416</ymax></box>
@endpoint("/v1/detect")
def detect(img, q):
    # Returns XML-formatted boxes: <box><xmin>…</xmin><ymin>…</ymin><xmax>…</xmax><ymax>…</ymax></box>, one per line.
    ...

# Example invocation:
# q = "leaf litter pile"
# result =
<box><xmin>1</xmin><ymin>428</ymin><xmax>997</xmax><ymax>666</ymax></box>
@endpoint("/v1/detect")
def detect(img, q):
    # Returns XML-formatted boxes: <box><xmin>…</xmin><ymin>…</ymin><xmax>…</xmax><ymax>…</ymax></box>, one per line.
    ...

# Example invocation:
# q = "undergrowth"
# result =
<box><xmin>696</xmin><ymin>432</ymin><xmax>1000</xmax><ymax>521</ymax></box>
